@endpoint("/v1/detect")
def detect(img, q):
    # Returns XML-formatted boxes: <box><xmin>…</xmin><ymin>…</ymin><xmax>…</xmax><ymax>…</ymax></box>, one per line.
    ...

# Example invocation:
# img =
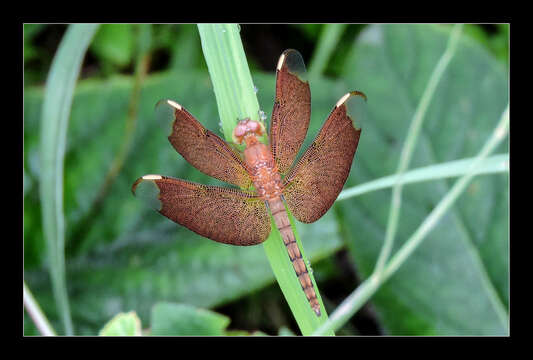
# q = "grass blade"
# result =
<box><xmin>39</xmin><ymin>23</ymin><xmax>99</xmax><ymax>335</ymax></box>
<box><xmin>197</xmin><ymin>24</ymin><xmax>332</xmax><ymax>335</ymax></box>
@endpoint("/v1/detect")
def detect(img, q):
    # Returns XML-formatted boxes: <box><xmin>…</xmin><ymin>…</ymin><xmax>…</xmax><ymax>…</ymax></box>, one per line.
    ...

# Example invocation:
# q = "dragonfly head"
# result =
<box><xmin>232</xmin><ymin>118</ymin><xmax>265</xmax><ymax>145</ymax></box>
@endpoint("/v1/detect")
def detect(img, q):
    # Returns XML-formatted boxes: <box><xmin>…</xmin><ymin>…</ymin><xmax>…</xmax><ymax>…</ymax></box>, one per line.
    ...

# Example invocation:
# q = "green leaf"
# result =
<box><xmin>99</xmin><ymin>311</ymin><xmax>142</xmax><ymax>336</ymax></box>
<box><xmin>338</xmin><ymin>24</ymin><xmax>508</xmax><ymax>335</ymax></box>
<box><xmin>150</xmin><ymin>302</ymin><xmax>230</xmax><ymax>335</ymax></box>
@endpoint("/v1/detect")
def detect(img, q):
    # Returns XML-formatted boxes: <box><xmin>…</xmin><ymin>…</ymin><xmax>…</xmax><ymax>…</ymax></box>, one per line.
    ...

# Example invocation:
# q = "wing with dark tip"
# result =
<box><xmin>132</xmin><ymin>175</ymin><xmax>271</xmax><ymax>246</ymax></box>
<box><xmin>282</xmin><ymin>91</ymin><xmax>365</xmax><ymax>223</ymax></box>
<box><xmin>270</xmin><ymin>49</ymin><xmax>311</xmax><ymax>176</ymax></box>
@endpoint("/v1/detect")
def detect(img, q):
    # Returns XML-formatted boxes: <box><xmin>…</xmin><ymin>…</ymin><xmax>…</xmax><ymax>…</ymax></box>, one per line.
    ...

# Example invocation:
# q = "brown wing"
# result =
<box><xmin>156</xmin><ymin>99</ymin><xmax>253</xmax><ymax>189</ymax></box>
<box><xmin>270</xmin><ymin>49</ymin><xmax>311</xmax><ymax>176</ymax></box>
<box><xmin>282</xmin><ymin>91</ymin><xmax>366</xmax><ymax>223</ymax></box>
<box><xmin>132</xmin><ymin>175</ymin><xmax>271</xmax><ymax>246</ymax></box>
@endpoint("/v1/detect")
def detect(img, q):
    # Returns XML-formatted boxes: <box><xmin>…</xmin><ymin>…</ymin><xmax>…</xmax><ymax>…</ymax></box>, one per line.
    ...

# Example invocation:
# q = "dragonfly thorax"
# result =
<box><xmin>242</xmin><ymin>136</ymin><xmax>283</xmax><ymax>200</ymax></box>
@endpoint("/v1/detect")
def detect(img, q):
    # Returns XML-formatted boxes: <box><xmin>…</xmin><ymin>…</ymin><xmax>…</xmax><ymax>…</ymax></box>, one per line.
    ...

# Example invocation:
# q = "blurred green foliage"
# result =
<box><xmin>91</xmin><ymin>24</ymin><xmax>134</xmax><ymax>71</ymax></box>
<box><xmin>23</xmin><ymin>24</ymin><xmax>509</xmax><ymax>336</ymax></box>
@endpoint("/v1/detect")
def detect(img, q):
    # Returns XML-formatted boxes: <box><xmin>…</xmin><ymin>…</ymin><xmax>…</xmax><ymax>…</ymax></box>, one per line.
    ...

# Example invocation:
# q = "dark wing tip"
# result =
<box><xmin>131</xmin><ymin>175</ymin><xmax>164</xmax><ymax>211</ymax></box>
<box><xmin>131</xmin><ymin>177</ymin><xmax>143</xmax><ymax>195</ymax></box>
<box><xmin>277</xmin><ymin>49</ymin><xmax>307</xmax><ymax>82</ymax></box>
<box><xmin>349</xmin><ymin>90</ymin><xmax>367</xmax><ymax>102</ymax></box>
<box><xmin>335</xmin><ymin>91</ymin><xmax>368</xmax><ymax>131</ymax></box>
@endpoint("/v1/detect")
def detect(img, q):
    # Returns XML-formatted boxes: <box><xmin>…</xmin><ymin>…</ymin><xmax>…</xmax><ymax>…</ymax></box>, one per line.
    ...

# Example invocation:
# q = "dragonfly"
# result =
<box><xmin>132</xmin><ymin>49</ymin><xmax>365</xmax><ymax>316</ymax></box>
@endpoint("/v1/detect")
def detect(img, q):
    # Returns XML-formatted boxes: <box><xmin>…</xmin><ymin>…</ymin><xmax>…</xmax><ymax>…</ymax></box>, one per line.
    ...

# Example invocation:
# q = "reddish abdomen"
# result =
<box><xmin>268</xmin><ymin>197</ymin><xmax>321</xmax><ymax>316</ymax></box>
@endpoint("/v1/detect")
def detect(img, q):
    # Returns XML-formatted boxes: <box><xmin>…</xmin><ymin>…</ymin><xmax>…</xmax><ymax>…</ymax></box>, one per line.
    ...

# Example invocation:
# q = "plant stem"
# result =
<box><xmin>373</xmin><ymin>24</ymin><xmax>464</xmax><ymax>277</ymax></box>
<box><xmin>337</xmin><ymin>154</ymin><xmax>508</xmax><ymax>201</ymax></box>
<box><xmin>314</xmin><ymin>104</ymin><xmax>509</xmax><ymax>335</ymax></box>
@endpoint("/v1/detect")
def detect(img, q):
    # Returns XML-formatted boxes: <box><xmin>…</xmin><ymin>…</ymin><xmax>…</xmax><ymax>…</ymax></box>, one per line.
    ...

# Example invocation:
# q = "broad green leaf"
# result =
<box><xmin>99</xmin><ymin>311</ymin><xmax>142</xmax><ymax>336</ymax></box>
<box><xmin>150</xmin><ymin>302</ymin><xmax>229</xmax><ymax>336</ymax></box>
<box><xmin>337</xmin><ymin>24</ymin><xmax>508</xmax><ymax>335</ymax></box>
<box><xmin>23</xmin><ymin>69</ymin><xmax>345</xmax><ymax>335</ymax></box>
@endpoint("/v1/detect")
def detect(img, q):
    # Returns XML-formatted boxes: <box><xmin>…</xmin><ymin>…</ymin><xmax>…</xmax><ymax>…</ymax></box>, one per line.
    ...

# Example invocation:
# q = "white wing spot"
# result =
<box><xmin>277</xmin><ymin>53</ymin><xmax>286</xmax><ymax>71</ymax></box>
<box><xmin>335</xmin><ymin>93</ymin><xmax>351</xmax><ymax>108</ymax></box>
<box><xmin>166</xmin><ymin>100</ymin><xmax>182</xmax><ymax>110</ymax></box>
<box><xmin>142</xmin><ymin>174</ymin><xmax>163</xmax><ymax>180</ymax></box>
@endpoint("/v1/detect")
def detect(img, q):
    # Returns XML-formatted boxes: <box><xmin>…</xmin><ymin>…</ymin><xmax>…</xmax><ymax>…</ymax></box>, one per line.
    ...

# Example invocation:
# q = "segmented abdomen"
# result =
<box><xmin>268</xmin><ymin>197</ymin><xmax>321</xmax><ymax>316</ymax></box>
